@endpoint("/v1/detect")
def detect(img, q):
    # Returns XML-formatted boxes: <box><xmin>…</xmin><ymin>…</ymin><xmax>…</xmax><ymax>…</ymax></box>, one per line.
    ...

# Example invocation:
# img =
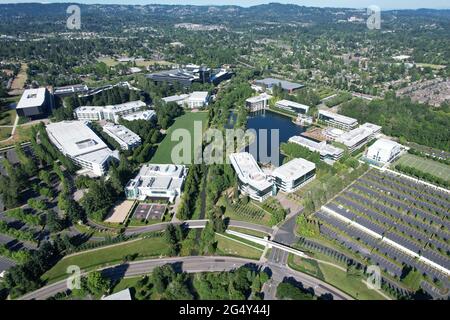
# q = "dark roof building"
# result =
<box><xmin>255</xmin><ymin>78</ymin><xmax>304</xmax><ymax>93</ymax></box>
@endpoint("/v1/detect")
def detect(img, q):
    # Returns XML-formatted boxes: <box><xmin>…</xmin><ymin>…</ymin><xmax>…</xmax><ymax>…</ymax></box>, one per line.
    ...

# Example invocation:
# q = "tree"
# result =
<box><xmin>85</xmin><ymin>271</ymin><xmax>111</xmax><ymax>296</ymax></box>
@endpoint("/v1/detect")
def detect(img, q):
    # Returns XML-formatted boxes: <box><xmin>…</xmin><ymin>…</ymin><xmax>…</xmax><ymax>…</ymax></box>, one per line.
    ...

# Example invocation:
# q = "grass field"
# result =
<box><xmin>0</xmin><ymin>109</ymin><xmax>16</xmax><ymax>126</ymax></box>
<box><xmin>289</xmin><ymin>255</ymin><xmax>388</xmax><ymax>300</ymax></box>
<box><xmin>216</xmin><ymin>233</ymin><xmax>263</xmax><ymax>260</ymax></box>
<box><xmin>220</xmin><ymin>198</ymin><xmax>273</xmax><ymax>227</ymax></box>
<box><xmin>0</xmin><ymin>127</ymin><xmax>12</xmax><ymax>140</ymax></box>
<box><xmin>42</xmin><ymin>237</ymin><xmax>167</xmax><ymax>283</ymax></box>
<box><xmin>150</xmin><ymin>112</ymin><xmax>209</xmax><ymax>164</ymax></box>
<box><xmin>394</xmin><ymin>153</ymin><xmax>450</xmax><ymax>181</ymax></box>
<box><xmin>0</xmin><ymin>124</ymin><xmax>36</xmax><ymax>147</ymax></box>
<box><xmin>9</xmin><ymin>63</ymin><xmax>28</xmax><ymax>94</ymax></box>
<box><xmin>97</xmin><ymin>57</ymin><xmax>174</xmax><ymax>68</ymax></box>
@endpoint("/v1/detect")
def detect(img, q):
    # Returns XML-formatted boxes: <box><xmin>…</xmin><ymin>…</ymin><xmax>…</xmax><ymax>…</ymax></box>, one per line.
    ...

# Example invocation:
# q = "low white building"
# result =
<box><xmin>102</xmin><ymin>124</ymin><xmax>142</xmax><ymax>150</ymax></box>
<box><xmin>229</xmin><ymin>152</ymin><xmax>275</xmax><ymax>202</ymax></box>
<box><xmin>74</xmin><ymin>100</ymin><xmax>147</xmax><ymax>123</ymax></box>
<box><xmin>275</xmin><ymin>99</ymin><xmax>310</xmax><ymax>115</ymax></box>
<box><xmin>46</xmin><ymin>121</ymin><xmax>119</xmax><ymax>176</ymax></box>
<box><xmin>245</xmin><ymin>93</ymin><xmax>272</xmax><ymax>112</ymax></box>
<box><xmin>102</xmin><ymin>289</ymin><xmax>132</xmax><ymax>301</ymax></box>
<box><xmin>366</xmin><ymin>138</ymin><xmax>403</xmax><ymax>164</ymax></box>
<box><xmin>272</xmin><ymin>158</ymin><xmax>316</xmax><ymax>193</ymax></box>
<box><xmin>318</xmin><ymin>110</ymin><xmax>358</xmax><ymax>131</ymax></box>
<box><xmin>336</xmin><ymin>123</ymin><xmax>382</xmax><ymax>153</ymax></box>
<box><xmin>122</xmin><ymin>110</ymin><xmax>156</xmax><ymax>122</ymax></box>
<box><xmin>125</xmin><ymin>164</ymin><xmax>188</xmax><ymax>203</ymax></box>
<box><xmin>288</xmin><ymin>136</ymin><xmax>344</xmax><ymax>163</ymax></box>
<box><xmin>162</xmin><ymin>91</ymin><xmax>210</xmax><ymax>109</ymax></box>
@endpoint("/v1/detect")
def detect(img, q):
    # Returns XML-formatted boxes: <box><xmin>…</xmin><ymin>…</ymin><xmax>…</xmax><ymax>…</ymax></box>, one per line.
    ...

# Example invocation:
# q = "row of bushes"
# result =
<box><xmin>395</xmin><ymin>164</ymin><xmax>449</xmax><ymax>188</ymax></box>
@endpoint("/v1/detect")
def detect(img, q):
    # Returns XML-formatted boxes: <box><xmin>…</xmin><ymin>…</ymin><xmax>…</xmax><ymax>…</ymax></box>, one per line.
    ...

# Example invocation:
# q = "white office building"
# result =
<box><xmin>102</xmin><ymin>124</ymin><xmax>142</xmax><ymax>150</ymax></box>
<box><xmin>125</xmin><ymin>164</ymin><xmax>188</xmax><ymax>203</ymax></box>
<box><xmin>122</xmin><ymin>110</ymin><xmax>156</xmax><ymax>122</ymax></box>
<box><xmin>74</xmin><ymin>100</ymin><xmax>147</xmax><ymax>123</ymax></box>
<box><xmin>288</xmin><ymin>136</ymin><xmax>344</xmax><ymax>163</ymax></box>
<box><xmin>366</xmin><ymin>138</ymin><xmax>403</xmax><ymax>164</ymax></box>
<box><xmin>245</xmin><ymin>93</ymin><xmax>272</xmax><ymax>112</ymax></box>
<box><xmin>229</xmin><ymin>152</ymin><xmax>275</xmax><ymax>202</ymax></box>
<box><xmin>318</xmin><ymin>110</ymin><xmax>358</xmax><ymax>131</ymax></box>
<box><xmin>275</xmin><ymin>99</ymin><xmax>310</xmax><ymax>114</ymax></box>
<box><xmin>272</xmin><ymin>158</ymin><xmax>316</xmax><ymax>193</ymax></box>
<box><xmin>16</xmin><ymin>88</ymin><xmax>52</xmax><ymax>118</ymax></box>
<box><xmin>336</xmin><ymin>122</ymin><xmax>382</xmax><ymax>153</ymax></box>
<box><xmin>162</xmin><ymin>91</ymin><xmax>210</xmax><ymax>109</ymax></box>
<box><xmin>46</xmin><ymin>121</ymin><xmax>119</xmax><ymax>176</ymax></box>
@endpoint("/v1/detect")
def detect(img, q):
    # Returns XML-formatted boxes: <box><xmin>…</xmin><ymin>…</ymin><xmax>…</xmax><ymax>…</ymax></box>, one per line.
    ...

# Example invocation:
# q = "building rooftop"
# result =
<box><xmin>276</xmin><ymin>99</ymin><xmax>310</xmax><ymax>112</ymax></box>
<box><xmin>102</xmin><ymin>289</ymin><xmax>132</xmax><ymax>301</ymax></box>
<box><xmin>272</xmin><ymin>158</ymin><xmax>316</xmax><ymax>182</ymax></box>
<box><xmin>367</xmin><ymin>138</ymin><xmax>403</xmax><ymax>162</ymax></box>
<box><xmin>17</xmin><ymin>88</ymin><xmax>47</xmax><ymax>110</ymax></box>
<box><xmin>188</xmin><ymin>91</ymin><xmax>210</xmax><ymax>101</ymax></box>
<box><xmin>103</xmin><ymin>100</ymin><xmax>146</xmax><ymax>112</ymax></box>
<box><xmin>319</xmin><ymin>110</ymin><xmax>358</xmax><ymax>126</ymax></box>
<box><xmin>336</xmin><ymin>123</ymin><xmax>381</xmax><ymax>147</ymax></box>
<box><xmin>229</xmin><ymin>152</ymin><xmax>273</xmax><ymax>191</ymax></box>
<box><xmin>46</xmin><ymin>121</ymin><xmax>109</xmax><ymax>158</ymax></box>
<box><xmin>103</xmin><ymin>124</ymin><xmax>141</xmax><ymax>146</ymax></box>
<box><xmin>128</xmin><ymin>164</ymin><xmax>187</xmax><ymax>192</ymax></box>
<box><xmin>162</xmin><ymin>94</ymin><xmax>190</xmax><ymax>104</ymax></box>
<box><xmin>246</xmin><ymin>93</ymin><xmax>272</xmax><ymax>104</ymax></box>
<box><xmin>255</xmin><ymin>78</ymin><xmax>304</xmax><ymax>91</ymax></box>
<box><xmin>289</xmin><ymin>136</ymin><xmax>344</xmax><ymax>157</ymax></box>
<box><xmin>122</xmin><ymin>110</ymin><xmax>156</xmax><ymax>122</ymax></box>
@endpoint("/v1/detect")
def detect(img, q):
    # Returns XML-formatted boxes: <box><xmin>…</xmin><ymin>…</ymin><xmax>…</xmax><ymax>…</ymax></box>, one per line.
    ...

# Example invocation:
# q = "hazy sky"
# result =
<box><xmin>0</xmin><ymin>0</ymin><xmax>449</xmax><ymax>10</ymax></box>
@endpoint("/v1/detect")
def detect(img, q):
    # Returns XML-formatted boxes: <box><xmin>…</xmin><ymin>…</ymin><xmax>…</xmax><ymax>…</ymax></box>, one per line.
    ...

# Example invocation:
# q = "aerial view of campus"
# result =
<box><xmin>0</xmin><ymin>0</ymin><xmax>449</xmax><ymax>307</ymax></box>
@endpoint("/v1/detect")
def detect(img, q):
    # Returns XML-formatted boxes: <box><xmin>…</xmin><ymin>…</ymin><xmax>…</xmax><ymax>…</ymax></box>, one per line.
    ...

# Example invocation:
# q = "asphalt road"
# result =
<box><xmin>20</xmin><ymin>256</ymin><xmax>352</xmax><ymax>301</ymax></box>
<box><xmin>124</xmin><ymin>219</ymin><xmax>273</xmax><ymax>236</ymax></box>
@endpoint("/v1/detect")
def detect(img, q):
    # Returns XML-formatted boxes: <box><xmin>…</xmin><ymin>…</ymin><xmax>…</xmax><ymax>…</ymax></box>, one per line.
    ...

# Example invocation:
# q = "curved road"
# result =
<box><xmin>19</xmin><ymin>256</ymin><xmax>351</xmax><ymax>301</ymax></box>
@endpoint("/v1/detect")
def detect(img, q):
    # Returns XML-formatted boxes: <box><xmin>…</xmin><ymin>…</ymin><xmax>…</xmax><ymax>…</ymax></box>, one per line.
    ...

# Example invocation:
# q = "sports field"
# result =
<box><xmin>150</xmin><ymin>112</ymin><xmax>209</xmax><ymax>164</ymax></box>
<box><xmin>394</xmin><ymin>153</ymin><xmax>450</xmax><ymax>181</ymax></box>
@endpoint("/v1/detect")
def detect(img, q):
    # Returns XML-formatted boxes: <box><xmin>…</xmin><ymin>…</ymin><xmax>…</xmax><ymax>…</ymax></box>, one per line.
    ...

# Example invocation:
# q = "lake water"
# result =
<box><xmin>245</xmin><ymin>110</ymin><xmax>305</xmax><ymax>166</ymax></box>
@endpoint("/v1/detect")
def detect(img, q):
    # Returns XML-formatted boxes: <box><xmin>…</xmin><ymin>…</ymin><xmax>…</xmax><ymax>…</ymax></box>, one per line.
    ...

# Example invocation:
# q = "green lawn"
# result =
<box><xmin>227</xmin><ymin>227</ymin><xmax>268</xmax><ymax>239</ymax></box>
<box><xmin>150</xmin><ymin>112</ymin><xmax>209</xmax><ymax>164</ymax></box>
<box><xmin>0</xmin><ymin>127</ymin><xmax>12</xmax><ymax>140</ymax></box>
<box><xmin>394</xmin><ymin>153</ymin><xmax>450</xmax><ymax>181</ymax></box>
<box><xmin>289</xmin><ymin>255</ymin><xmax>389</xmax><ymax>300</ymax></box>
<box><xmin>222</xmin><ymin>199</ymin><xmax>273</xmax><ymax>227</ymax></box>
<box><xmin>216</xmin><ymin>233</ymin><xmax>263</xmax><ymax>260</ymax></box>
<box><xmin>42</xmin><ymin>237</ymin><xmax>167</xmax><ymax>283</ymax></box>
<box><xmin>0</xmin><ymin>109</ymin><xmax>16</xmax><ymax>126</ymax></box>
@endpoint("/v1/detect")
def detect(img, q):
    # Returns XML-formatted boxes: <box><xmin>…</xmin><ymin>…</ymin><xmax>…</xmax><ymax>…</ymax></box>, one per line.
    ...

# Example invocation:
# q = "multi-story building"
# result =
<box><xmin>288</xmin><ymin>136</ymin><xmax>344</xmax><ymax>163</ymax></box>
<box><xmin>318</xmin><ymin>110</ymin><xmax>358</xmax><ymax>131</ymax></box>
<box><xmin>53</xmin><ymin>84</ymin><xmax>89</xmax><ymax>97</ymax></box>
<box><xmin>275</xmin><ymin>99</ymin><xmax>310</xmax><ymax>115</ymax></box>
<box><xmin>125</xmin><ymin>164</ymin><xmax>188</xmax><ymax>203</ymax></box>
<box><xmin>271</xmin><ymin>158</ymin><xmax>316</xmax><ymax>193</ymax></box>
<box><xmin>46</xmin><ymin>121</ymin><xmax>119</xmax><ymax>176</ymax></box>
<box><xmin>245</xmin><ymin>93</ymin><xmax>272</xmax><ymax>112</ymax></box>
<box><xmin>336</xmin><ymin>122</ymin><xmax>382</xmax><ymax>153</ymax></box>
<box><xmin>121</xmin><ymin>110</ymin><xmax>156</xmax><ymax>122</ymax></box>
<box><xmin>254</xmin><ymin>78</ymin><xmax>304</xmax><ymax>94</ymax></box>
<box><xmin>366</xmin><ymin>138</ymin><xmax>403</xmax><ymax>164</ymax></box>
<box><xmin>74</xmin><ymin>100</ymin><xmax>147</xmax><ymax>123</ymax></box>
<box><xmin>16</xmin><ymin>88</ymin><xmax>53</xmax><ymax>119</ymax></box>
<box><xmin>162</xmin><ymin>91</ymin><xmax>210</xmax><ymax>109</ymax></box>
<box><xmin>102</xmin><ymin>124</ymin><xmax>142</xmax><ymax>150</ymax></box>
<box><xmin>229</xmin><ymin>152</ymin><xmax>275</xmax><ymax>202</ymax></box>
